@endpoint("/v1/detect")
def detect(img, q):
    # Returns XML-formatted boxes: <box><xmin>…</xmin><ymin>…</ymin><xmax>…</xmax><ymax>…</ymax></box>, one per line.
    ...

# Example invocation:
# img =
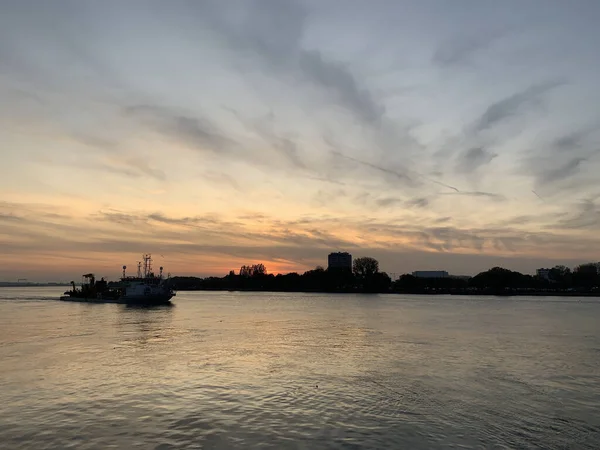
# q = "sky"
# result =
<box><xmin>1</xmin><ymin>0</ymin><xmax>600</xmax><ymax>281</ymax></box>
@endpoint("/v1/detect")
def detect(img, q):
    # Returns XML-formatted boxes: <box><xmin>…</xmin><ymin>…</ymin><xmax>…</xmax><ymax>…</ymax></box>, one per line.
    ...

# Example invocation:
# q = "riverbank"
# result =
<box><xmin>172</xmin><ymin>286</ymin><xmax>600</xmax><ymax>297</ymax></box>
<box><xmin>0</xmin><ymin>283</ymin><xmax>70</xmax><ymax>287</ymax></box>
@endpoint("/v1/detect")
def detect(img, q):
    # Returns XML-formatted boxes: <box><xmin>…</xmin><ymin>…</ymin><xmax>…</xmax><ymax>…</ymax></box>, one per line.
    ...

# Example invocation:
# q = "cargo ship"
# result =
<box><xmin>60</xmin><ymin>254</ymin><xmax>175</xmax><ymax>305</ymax></box>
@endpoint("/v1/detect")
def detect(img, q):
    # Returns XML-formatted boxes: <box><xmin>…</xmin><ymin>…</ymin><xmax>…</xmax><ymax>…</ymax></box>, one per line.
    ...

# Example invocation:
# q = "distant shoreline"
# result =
<box><xmin>0</xmin><ymin>283</ymin><xmax>71</xmax><ymax>287</ymax></box>
<box><xmin>2</xmin><ymin>284</ymin><xmax>598</xmax><ymax>298</ymax></box>
<box><xmin>172</xmin><ymin>287</ymin><xmax>600</xmax><ymax>298</ymax></box>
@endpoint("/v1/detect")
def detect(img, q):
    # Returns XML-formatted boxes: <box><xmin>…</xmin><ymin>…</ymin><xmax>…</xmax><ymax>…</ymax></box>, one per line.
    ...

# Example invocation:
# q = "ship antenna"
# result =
<box><xmin>137</xmin><ymin>261</ymin><xmax>142</xmax><ymax>278</ymax></box>
<box><xmin>122</xmin><ymin>265</ymin><xmax>127</xmax><ymax>279</ymax></box>
<box><xmin>142</xmin><ymin>253</ymin><xmax>152</xmax><ymax>278</ymax></box>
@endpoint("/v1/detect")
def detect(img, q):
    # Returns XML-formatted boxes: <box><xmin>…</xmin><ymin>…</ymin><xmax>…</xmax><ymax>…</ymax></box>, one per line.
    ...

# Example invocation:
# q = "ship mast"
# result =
<box><xmin>143</xmin><ymin>254</ymin><xmax>153</xmax><ymax>278</ymax></box>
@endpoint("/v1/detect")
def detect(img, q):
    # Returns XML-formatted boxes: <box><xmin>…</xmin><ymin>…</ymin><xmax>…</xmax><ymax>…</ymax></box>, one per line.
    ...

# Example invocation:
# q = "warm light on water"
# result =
<box><xmin>1</xmin><ymin>287</ymin><xmax>599</xmax><ymax>448</ymax></box>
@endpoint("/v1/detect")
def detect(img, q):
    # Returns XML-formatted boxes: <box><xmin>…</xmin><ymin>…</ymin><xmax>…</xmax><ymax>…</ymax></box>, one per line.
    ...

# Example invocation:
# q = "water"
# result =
<box><xmin>1</xmin><ymin>288</ymin><xmax>599</xmax><ymax>449</ymax></box>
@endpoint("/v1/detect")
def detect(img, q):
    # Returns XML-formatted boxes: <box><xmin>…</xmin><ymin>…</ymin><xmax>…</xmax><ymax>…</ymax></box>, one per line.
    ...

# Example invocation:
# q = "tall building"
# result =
<box><xmin>328</xmin><ymin>252</ymin><xmax>352</xmax><ymax>270</ymax></box>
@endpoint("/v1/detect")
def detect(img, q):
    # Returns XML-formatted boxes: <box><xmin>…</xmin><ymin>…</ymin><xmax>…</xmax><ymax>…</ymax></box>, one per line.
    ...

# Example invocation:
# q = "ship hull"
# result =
<box><xmin>59</xmin><ymin>294</ymin><xmax>174</xmax><ymax>305</ymax></box>
<box><xmin>119</xmin><ymin>293</ymin><xmax>174</xmax><ymax>304</ymax></box>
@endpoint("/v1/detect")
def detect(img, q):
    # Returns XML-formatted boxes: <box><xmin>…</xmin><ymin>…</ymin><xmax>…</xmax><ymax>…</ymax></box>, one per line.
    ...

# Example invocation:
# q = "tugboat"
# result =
<box><xmin>60</xmin><ymin>254</ymin><xmax>175</xmax><ymax>305</ymax></box>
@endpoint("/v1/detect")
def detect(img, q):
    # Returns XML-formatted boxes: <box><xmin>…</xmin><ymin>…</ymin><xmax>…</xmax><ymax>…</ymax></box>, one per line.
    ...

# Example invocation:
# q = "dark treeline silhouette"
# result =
<box><xmin>165</xmin><ymin>258</ymin><xmax>600</xmax><ymax>296</ymax></box>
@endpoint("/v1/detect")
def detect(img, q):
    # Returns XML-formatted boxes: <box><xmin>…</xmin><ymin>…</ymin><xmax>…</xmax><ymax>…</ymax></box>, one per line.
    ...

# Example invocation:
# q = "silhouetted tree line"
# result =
<box><xmin>165</xmin><ymin>259</ymin><xmax>600</xmax><ymax>296</ymax></box>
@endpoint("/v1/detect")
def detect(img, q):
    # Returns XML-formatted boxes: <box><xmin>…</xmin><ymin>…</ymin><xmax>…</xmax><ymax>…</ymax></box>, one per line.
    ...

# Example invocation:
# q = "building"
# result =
<box><xmin>412</xmin><ymin>270</ymin><xmax>449</xmax><ymax>278</ymax></box>
<box><xmin>536</xmin><ymin>268</ymin><xmax>551</xmax><ymax>280</ymax></box>
<box><xmin>328</xmin><ymin>252</ymin><xmax>352</xmax><ymax>270</ymax></box>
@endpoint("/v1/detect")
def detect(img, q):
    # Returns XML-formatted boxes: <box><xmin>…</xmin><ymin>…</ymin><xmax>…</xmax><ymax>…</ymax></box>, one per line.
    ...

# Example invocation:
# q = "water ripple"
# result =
<box><xmin>0</xmin><ymin>288</ymin><xmax>599</xmax><ymax>449</ymax></box>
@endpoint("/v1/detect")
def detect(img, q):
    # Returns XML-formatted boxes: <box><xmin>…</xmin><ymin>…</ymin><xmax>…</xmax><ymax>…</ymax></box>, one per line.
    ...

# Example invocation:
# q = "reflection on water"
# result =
<box><xmin>0</xmin><ymin>288</ymin><xmax>599</xmax><ymax>449</ymax></box>
<box><xmin>116</xmin><ymin>303</ymin><xmax>175</xmax><ymax>348</ymax></box>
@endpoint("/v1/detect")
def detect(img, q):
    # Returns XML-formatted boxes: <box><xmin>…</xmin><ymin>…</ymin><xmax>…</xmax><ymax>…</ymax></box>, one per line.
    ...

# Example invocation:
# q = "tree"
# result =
<box><xmin>239</xmin><ymin>264</ymin><xmax>267</xmax><ymax>278</ymax></box>
<box><xmin>394</xmin><ymin>274</ymin><xmax>420</xmax><ymax>291</ymax></box>
<box><xmin>353</xmin><ymin>257</ymin><xmax>379</xmax><ymax>279</ymax></box>
<box><xmin>250</xmin><ymin>263</ymin><xmax>267</xmax><ymax>277</ymax></box>
<box><xmin>239</xmin><ymin>265</ymin><xmax>252</xmax><ymax>278</ymax></box>
<box><xmin>325</xmin><ymin>266</ymin><xmax>355</xmax><ymax>292</ymax></box>
<box><xmin>548</xmin><ymin>265</ymin><xmax>570</xmax><ymax>281</ymax></box>
<box><xmin>572</xmin><ymin>263</ymin><xmax>599</xmax><ymax>289</ymax></box>
<box><xmin>302</xmin><ymin>267</ymin><xmax>329</xmax><ymax>291</ymax></box>
<box><xmin>469</xmin><ymin>266</ymin><xmax>535</xmax><ymax>290</ymax></box>
<box><xmin>574</xmin><ymin>263</ymin><xmax>598</xmax><ymax>275</ymax></box>
<box><xmin>370</xmin><ymin>271</ymin><xmax>392</xmax><ymax>293</ymax></box>
<box><xmin>392</xmin><ymin>273</ymin><xmax>468</xmax><ymax>293</ymax></box>
<box><xmin>353</xmin><ymin>257</ymin><xmax>382</xmax><ymax>292</ymax></box>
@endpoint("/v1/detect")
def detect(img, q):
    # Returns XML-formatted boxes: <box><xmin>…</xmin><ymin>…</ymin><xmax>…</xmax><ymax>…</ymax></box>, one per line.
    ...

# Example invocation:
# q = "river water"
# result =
<box><xmin>0</xmin><ymin>287</ymin><xmax>599</xmax><ymax>449</ymax></box>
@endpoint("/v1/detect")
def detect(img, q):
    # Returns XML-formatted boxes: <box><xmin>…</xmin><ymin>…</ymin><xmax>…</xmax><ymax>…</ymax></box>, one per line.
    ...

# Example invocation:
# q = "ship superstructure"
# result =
<box><xmin>60</xmin><ymin>254</ymin><xmax>175</xmax><ymax>304</ymax></box>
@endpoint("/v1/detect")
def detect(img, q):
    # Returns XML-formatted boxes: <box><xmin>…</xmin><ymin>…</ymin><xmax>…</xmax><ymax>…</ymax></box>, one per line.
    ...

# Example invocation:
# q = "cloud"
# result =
<box><xmin>0</xmin><ymin>213</ymin><xmax>23</xmax><ymax>222</ymax></box>
<box><xmin>301</xmin><ymin>175</ymin><xmax>348</xmax><ymax>186</ymax></box>
<box><xmin>224</xmin><ymin>107</ymin><xmax>307</xmax><ymax>170</ymax></box>
<box><xmin>553</xmin><ymin>129</ymin><xmax>590</xmax><ymax>152</ymax></box>
<box><xmin>375</xmin><ymin>197</ymin><xmax>405</xmax><ymax>208</ymax></box>
<box><xmin>474</xmin><ymin>80</ymin><xmax>565</xmax><ymax>132</ymax></box>
<box><xmin>521</xmin><ymin>125</ymin><xmax>600</xmax><ymax>194</ymax></box>
<box><xmin>124</xmin><ymin>105</ymin><xmax>236</xmax><ymax>153</ymax></box>
<box><xmin>71</xmin><ymin>133</ymin><xmax>118</xmax><ymax>151</ymax></box>
<box><xmin>322</xmin><ymin>134</ymin><xmax>451</xmax><ymax>192</ymax></box>
<box><xmin>326</xmin><ymin>139</ymin><xmax>459</xmax><ymax>193</ymax></box>
<box><xmin>441</xmin><ymin>191</ymin><xmax>506</xmax><ymax>201</ymax></box>
<box><xmin>147</xmin><ymin>213</ymin><xmax>204</xmax><ymax>226</ymax></box>
<box><xmin>123</xmin><ymin>103</ymin><xmax>313</xmax><ymax>177</ymax></box>
<box><xmin>271</xmin><ymin>136</ymin><xmax>306</xmax><ymax>169</ymax></box>
<box><xmin>202</xmin><ymin>171</ymin><xmax>242</xmax><ymax>191</ymax></box>
<box><xmin>130</xmin><ymin>157</ymin><xmax>167</xmax><ymax>181</ymax></box>
<box><xmin>298</xmin><ymin>50</ymin><xmax>385</xmax><ymax>123</ymax></box>
<box><xmin>1</xmin><ymin>1</ymin><xmax>599</xmax><ymax>280</ymax></box>
<box><xmin>203</xmin><ymin>0</ymin><xmax>385</xmax><ymax>125</ymax></box>
<box><xmin>90</xmin><ymin>163</ymin><xmax>145</xmax><ymax>179</ymax></box>
<box><xmin>312</xmin><ymin>189</ymin><xmax>348</xmax><ymax>208</ymax></box>
<box><xmin>470</xmin><ymin>191</ymin><xmax>504</xmax><ymax>199</ymax></box>
<box><xmin>330</xmin><ymin>150</ymin><xmax>414</xmax><ymax>184</ymax></box>
<box><xmin>3</xmin><ymin>201</ymin><xmax>600</xmax><ymax>279</ymax></box>
<box><xmin>66</xmin><ymin>155</ymin><xmax>166</xmax><ymax>181</ymax></box>
<box><xmin>536</xmin><ymin>157</ymin><xmax>586</xmax><ymax>186</ymax></box>
<box><xmin>96</xmin><ymin>211</ymin><xmax>144</xmax><ymax>225</ymax></box>
<box><xmin>455</xmin><ymin>147</ymin><xmax>497</xmax><ymax>173</ymax></box>
<box><xmin>237</xmin><ymin>212</ymin><xmax>268</xmax><ymax>221</ymax></box>
<box><xmin>494</xmin><ymin>214</ymin><xmax>538</xmax><ymax>227</ymax></box>
<box><xmin>555</xmin><ymin>199</ymin><xmax>600</xmax><ymax>230</ymax></box>
<box><xmin>433</xmin><ymin>27</ymin><xmax>510</xmax><ymax>66</ymax></box>
<box><xmin>98</xmin><ymin>210</ymin><xmax>240</xmax><ymax>229</ymax></box>
<box><xmin>406</xmin><ymin>197</ymin><xmax>429</xmax><ymax>208</ymax></box>
<box><xmin>427</xmin><ymin>226</ymin><xmax>486</xmax><ymax>251</ymax></box>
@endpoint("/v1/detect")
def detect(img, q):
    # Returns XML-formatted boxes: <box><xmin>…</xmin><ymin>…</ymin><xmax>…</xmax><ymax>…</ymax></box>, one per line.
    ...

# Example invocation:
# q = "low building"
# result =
<box><xmin>412</xmin><ymin>270</ymin><xmax>449</xmax><ymax>278</ymax></box>
<box><xmin>328</xmin><ymin>252</ymin><xmax>352</xmax><ymax>270</ymax></box>
<box><xmin>536</xmin><ymin>268</ymin><xmax>551</xmax><ymax>280</ymax></box>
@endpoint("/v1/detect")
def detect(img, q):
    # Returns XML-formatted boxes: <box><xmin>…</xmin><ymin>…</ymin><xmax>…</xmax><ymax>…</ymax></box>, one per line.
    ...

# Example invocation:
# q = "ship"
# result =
<box><xmin>60</xmin><ymin>254</ymin><xmax>175</xmax><ymax>305</ymax></box>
